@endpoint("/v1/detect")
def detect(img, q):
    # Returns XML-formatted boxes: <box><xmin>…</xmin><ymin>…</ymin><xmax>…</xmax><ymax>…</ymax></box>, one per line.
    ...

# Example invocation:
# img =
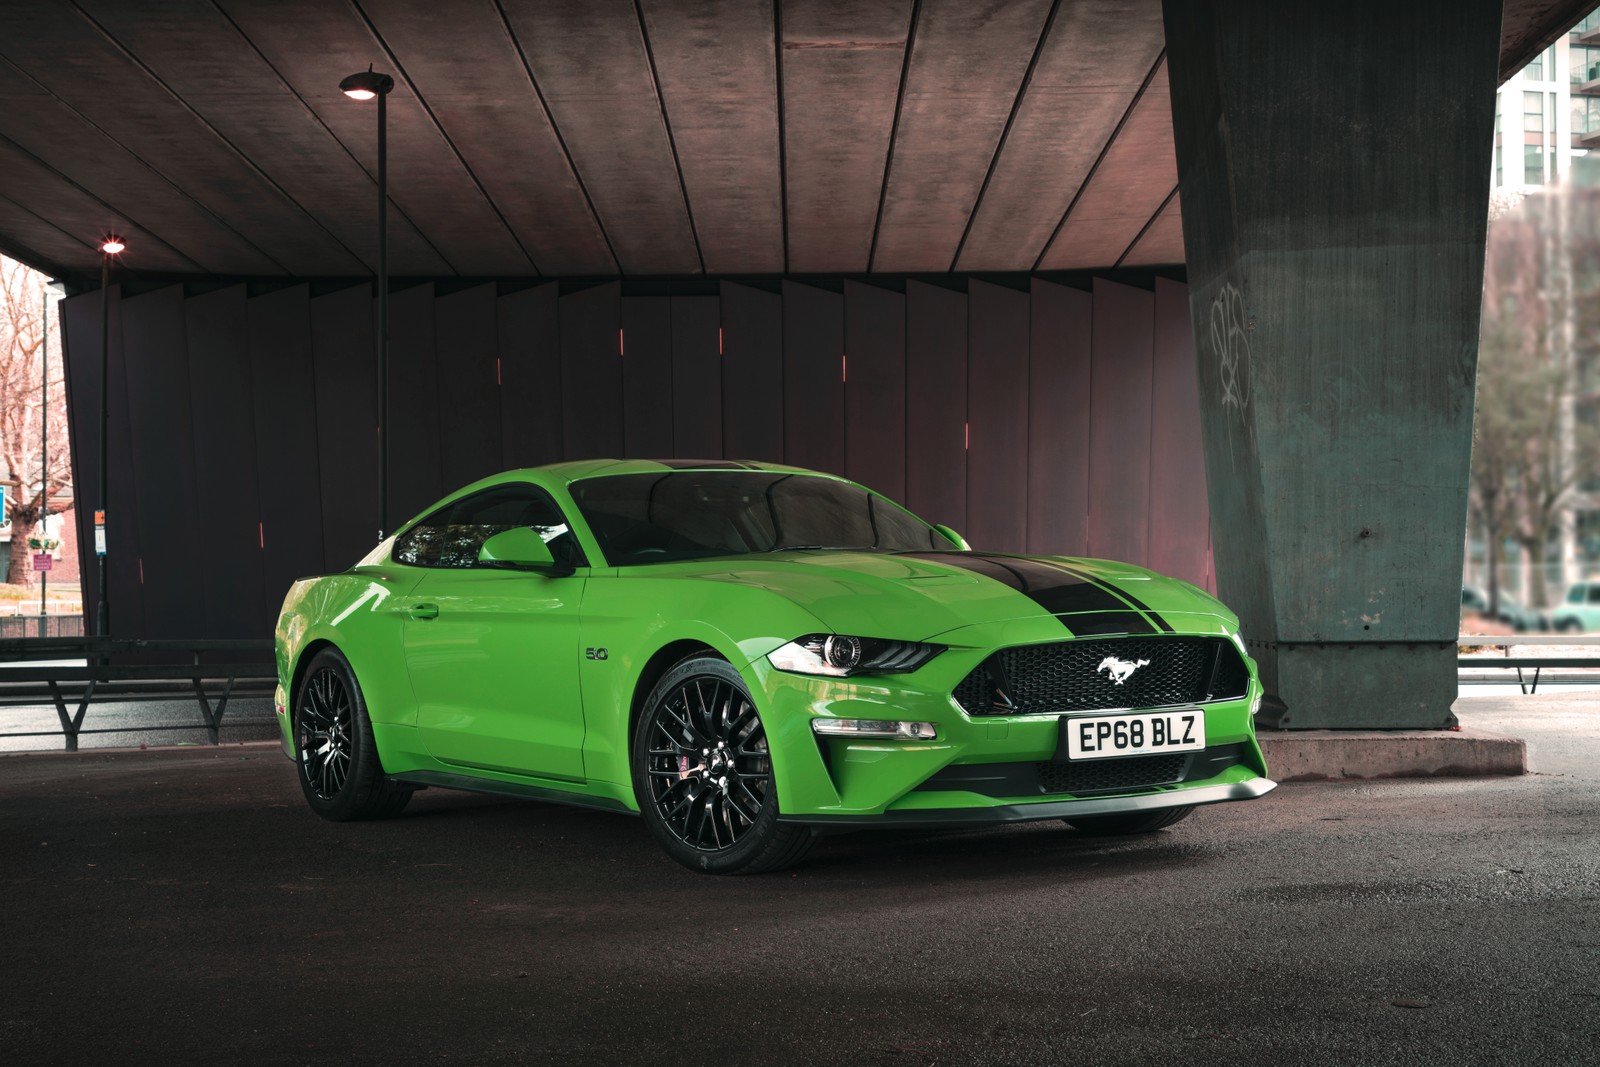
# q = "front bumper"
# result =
<box><xmin>752</xmin><ymin>631</ymin><xmax>1272</xmax><ymax>821</ymax></box>
<box><xmin>781</xmin><ymin>776</ymin><xmax>1277</xmax><ymax>827</ymax></box>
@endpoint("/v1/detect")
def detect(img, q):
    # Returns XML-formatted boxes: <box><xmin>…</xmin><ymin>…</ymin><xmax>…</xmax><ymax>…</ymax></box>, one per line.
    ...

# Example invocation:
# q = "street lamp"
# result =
<box><xmin>340</xmin><ymin>66</ymin><xmax>395</xmax><ymax>541</ymax></box>
<box><xmin>40</xmin><ymin>279</ymin><xmax>68</xmax><ymax>626</ymax></box>
<box><xmin>96</xmin><ymin>236</ymin><xmax>125</xmax><ymax>639</ymax></box>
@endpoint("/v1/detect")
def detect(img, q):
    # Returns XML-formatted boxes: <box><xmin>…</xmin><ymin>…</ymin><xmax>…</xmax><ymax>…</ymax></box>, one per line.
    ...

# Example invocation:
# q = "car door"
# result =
<box><xmin>398</xmin><ymin>483</ymin><xmax>589</xmax><ymax>781</ymax></box>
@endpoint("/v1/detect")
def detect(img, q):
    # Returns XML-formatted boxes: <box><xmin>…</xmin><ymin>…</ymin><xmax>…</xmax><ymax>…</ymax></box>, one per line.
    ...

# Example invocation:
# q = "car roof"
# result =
<box><xmin>517</xmin><ymin>458</ymin><xmax>828</xmax><ymax>483</ymax></box>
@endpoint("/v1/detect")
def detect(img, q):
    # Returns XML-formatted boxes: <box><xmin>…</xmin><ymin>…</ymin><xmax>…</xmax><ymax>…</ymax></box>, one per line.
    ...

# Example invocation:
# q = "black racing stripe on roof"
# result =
<box><xmin>653</xmin><ymin>459</ymin><xmax>755</xmax><ymax>470</ymax></box>
<box><xmin>897</xmin><ymin>553</ymin><xmax>1157</xmax><ymax>632</ymax></box>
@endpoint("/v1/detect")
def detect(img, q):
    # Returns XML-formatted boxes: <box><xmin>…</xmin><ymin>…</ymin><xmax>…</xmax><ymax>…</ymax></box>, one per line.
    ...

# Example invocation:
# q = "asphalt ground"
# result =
<box><xmin>1</xmin><ymin>696</ymin><xmax>1597</xmax><ymax>1066</ymax></box>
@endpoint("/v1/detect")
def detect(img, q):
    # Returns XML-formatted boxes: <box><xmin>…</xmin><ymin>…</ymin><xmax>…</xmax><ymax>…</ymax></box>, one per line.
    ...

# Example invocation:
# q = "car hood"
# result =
<box><xmin>680</xmin><ymin>550</ymin><xmax>1236</xmax><ymax>642</ymax></box>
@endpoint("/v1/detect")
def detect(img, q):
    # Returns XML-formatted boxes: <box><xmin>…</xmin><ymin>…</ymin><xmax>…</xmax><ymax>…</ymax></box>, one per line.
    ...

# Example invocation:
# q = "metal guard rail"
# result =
<box><xmin>1458</xmin><ymin>634</ymin><xmax>1600</xmax><ymax>695</ymax></box>
<box><xmin>0</xmin><ymin>638</ymin><xmax>275</xmax><ymax>751</ymax></box>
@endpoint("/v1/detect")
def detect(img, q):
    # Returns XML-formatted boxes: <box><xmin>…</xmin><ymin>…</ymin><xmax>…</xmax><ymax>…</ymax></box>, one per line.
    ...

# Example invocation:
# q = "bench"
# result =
<box><xmin>0</xmin><ymin>638</ymin><xmax>275</xmax><ymax>751</ymax></box>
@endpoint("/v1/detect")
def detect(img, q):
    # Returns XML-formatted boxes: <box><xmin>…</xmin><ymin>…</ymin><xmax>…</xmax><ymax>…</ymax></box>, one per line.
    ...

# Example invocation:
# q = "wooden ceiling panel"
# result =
<box><xmin>640</xmin><ymin>0</ymin><xmax>784</xmax><ymax>274</ymax></box>
<box><xmin>0</xmin><ymin>0</ymin><xmax>364</xmax><ymax>275</ymax></box>
<box><xmin>780</xmin><ymin>0</ymin><xmax>914</xmax><ymax>273</ymax></box>
<box><xmin>360</xmin><ymin>0</ymin><xmax>615</xmax><ymax>276</ymax></box>
<box><xmin>870</xmin><ymin>0</ymin><xmax>1054</xmax><ymax>273</ymax></box>
<box><xmin>214</xmin><ymin>0</ymin><xmax>536</xmax><ymax>276</ymax></box>
<box><xmin>0</xmin><ymin>0</ymin><xmax>1582</xmax><ymax>284</ymax></box>
<box><xmin>1120</xmin><ymin>194</ymin><xmax>1184</xmax><ymax>267</ymax></box>
<box><xmin>953</xmin><ymin>0</ymin><xmax>1164</xmax><ymax>272</ymax></box>
<box><xmin>1037</xmin><ymin>59</ymin><xmax>1175</xmax><ymax>270</ymax></box>
<box><xmin>501</xmin><ymin>0</ymin><xmax>701</xmax><ymax>275</ymax></box>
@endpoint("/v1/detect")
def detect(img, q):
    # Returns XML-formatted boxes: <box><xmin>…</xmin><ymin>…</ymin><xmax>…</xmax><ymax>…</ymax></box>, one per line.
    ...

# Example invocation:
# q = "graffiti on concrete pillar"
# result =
<box><xmin>1208</xmin><ymin>281</ymin><xmax>1253</xmax><ymax>449</ymax></box>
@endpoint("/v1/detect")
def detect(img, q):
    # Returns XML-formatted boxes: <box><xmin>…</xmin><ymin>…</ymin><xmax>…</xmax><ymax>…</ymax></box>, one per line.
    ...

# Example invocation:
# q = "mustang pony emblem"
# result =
<box><xmin>1097</xmin><ymin>656</ymin><xmax>1150</xmax><ymax>685</ymax></box>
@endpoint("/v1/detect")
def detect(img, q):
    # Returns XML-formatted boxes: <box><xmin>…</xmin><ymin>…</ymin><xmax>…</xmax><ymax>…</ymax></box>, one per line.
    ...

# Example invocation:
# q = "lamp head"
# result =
<box><xmin>100</xmin><ymin>237</ymin><xmax>125</xmax><ymax>256</ymax></box>
<box><xmin>340</xmin><ymin>68</ymin><xmax>394</xmax><ymax>101</ymax></box>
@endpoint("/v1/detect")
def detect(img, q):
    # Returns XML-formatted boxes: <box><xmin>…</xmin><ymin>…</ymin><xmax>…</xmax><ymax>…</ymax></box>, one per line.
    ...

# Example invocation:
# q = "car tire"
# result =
<box><xmin>294</xmin><ymin>647</ymin><xmax>412</xmax><ymax>822</ymax></box>
<box><xmin>1559</xmin><ymin>618</ymin><xmax>1582</xmax><ymax>634</ymax></box>
<box><xmin>1064</xmin><ymin>805</ymin><xmax>1195</xmax><ymax>836</ymax></box>
<box><xmin>632</xmin><ymin>655</ymin><xmax>815</xmax><ymax>875</ymax></box>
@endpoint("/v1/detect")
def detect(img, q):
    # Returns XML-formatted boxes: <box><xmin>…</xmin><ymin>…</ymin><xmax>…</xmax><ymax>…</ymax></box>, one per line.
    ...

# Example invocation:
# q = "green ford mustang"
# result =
<box><xmin>274</xmin><ymin>459</ymin><xmax>1274</xmax><ymax>873</ymax></box>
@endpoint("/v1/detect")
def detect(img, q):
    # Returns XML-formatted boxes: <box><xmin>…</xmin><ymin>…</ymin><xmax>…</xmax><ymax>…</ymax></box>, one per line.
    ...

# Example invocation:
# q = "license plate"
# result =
<box><xmin>1063</xmin><ymin>709</ymin><xmax>1205</xmax><ymax>761</ymax></box>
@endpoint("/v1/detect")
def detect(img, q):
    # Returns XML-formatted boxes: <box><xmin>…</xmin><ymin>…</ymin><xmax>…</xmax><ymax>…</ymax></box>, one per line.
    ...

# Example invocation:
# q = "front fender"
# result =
<box><xmin>575</xmin><ymin>573</ymin><xmax>831</xmax><ymax>799</ymax></box>
<box><xmin>274</xmin><ymin>568</ymin><xmax>424</xmax><ymax>758</ymax></box>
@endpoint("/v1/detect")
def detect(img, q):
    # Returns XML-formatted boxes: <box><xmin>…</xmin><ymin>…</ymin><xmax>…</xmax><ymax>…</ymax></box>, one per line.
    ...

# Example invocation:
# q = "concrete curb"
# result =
<box><xmin>1258</xmin><ymin>728</ymin><xmax>1527</xmax><ymax>781</ymax></box>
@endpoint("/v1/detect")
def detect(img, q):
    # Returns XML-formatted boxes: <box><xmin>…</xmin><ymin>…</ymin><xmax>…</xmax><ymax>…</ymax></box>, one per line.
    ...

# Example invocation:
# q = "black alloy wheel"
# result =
<box><xmin>294</xmin><ymin>647</ymin><xmax>412</xmax><ymax>821</ymax></box>
<box><xmin>298</xmin><ymin>665</ymin><xmax>353</xmax><ymax>801</ymax></box>
<box><xmin>633</xmin><ymin>656</ymin><xmax>814</xmax><ymax>874</ymax></box>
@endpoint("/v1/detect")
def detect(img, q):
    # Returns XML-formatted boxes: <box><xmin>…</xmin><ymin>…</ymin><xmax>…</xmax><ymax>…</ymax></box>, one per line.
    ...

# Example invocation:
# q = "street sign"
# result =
<box><xmin>94</xmin><ymin>509</ymin><xmax>106</xmax><ymax>556</ymax></box>
<box><xmin>32</xmin><ymin>554</ymin><xmax>52</xmax><ymax>572</ymax></box>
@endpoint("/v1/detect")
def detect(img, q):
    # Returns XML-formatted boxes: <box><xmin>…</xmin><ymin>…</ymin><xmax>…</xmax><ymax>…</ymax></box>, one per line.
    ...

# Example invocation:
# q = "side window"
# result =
<box><xmin>1570</xmin><ymin>585</ymin><xmax>1588</xmax><ymax>604</ymax></box>
<box><xmin>393</xmin><ymin>485</ymin><xmax>581</xmax><ymax>569</ymax></box>
<box><xmin>1588</xmin><ymin>586</ymin><xmax>1600</xmax><ymax>605</ymax></box>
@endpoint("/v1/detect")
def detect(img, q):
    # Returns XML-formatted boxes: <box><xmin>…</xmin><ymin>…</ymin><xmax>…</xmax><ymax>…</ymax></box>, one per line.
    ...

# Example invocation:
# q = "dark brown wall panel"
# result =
<box><xmin>721</xmin><ymin>282</ymin><xmax>783</xmax><ymax>462</ymax></box>
<box><xmin>1149</xmin><ymin>278</ymin><xmax>1209</xmax><ymax>587</ymax></box>
<box><xmin>670</xmin><ymin>295</ymin><xmax>722</xmax><ymax>458</ymax></box>
<box><xmin>965</xmin><ymin>281</ymin><xmax>1030</xmax><ymax>552</ymax></box>
<box><xmin>782</xmin><ymin>281</ymin><xmax>845</xmax><ymax>475</ymax></box>
<box><xmin>246</xmin><ymin>285</ymin><xmax>325</xmax><ymax>606</ymax></box>
<box><xmin>310</xmin><ymin>284</ymin><xmax>377</xmax><ymax>569</ymax></box>
<box><xmin>498</xmin><ymin>283</ymin><xmax>562</xmax><ymax>469</ymax></box>
<box><xmin>120</xmin><ymin>287</ymin><xmax>202</xmax><ymax>638</ymax></box>
<box><xmin>560</xmin><ymin>282</ymin><xmax>623</xmax><ymax>459</ymax></box>
<box><xmin>57</xmin><ymin>274</ymin><xmax>1205</xmax><ymax>639</ymax></box>
<box><xmin>843</xmin><ymin>281</ymin><xmax>905</xmax><ymax>500</ymax></box>
<box><xmin>1087</xmin><ymin>279</ymin><xmax>1155</xmax><ymax>564</ymax></box>
<box><xmin>1027</xmin><ymin>279</ymin><xmax>1092</xmax><ymax>556</ymax></box>
<box><xmin>621</xmin><ymin>296</ymin><xmax>674</xmax><ymax>457</ymax></box>
<box><xmin>388</xmin><ymin>284</ymin><xmax>443</xmax><ymax>525</ymax></box>
<box><xmin>905</xmin><ymin>281</ymin><xmax>968</xmax><ymax>533</ymax></box>
<box><xmin>434</xmin><ymin>284</ymin><xmax>502</xmax><ymax>491</ymax></box>
<box><xmin>185</xmin><ymin>286</ymin><xmax>265</xmax><ymax>637</ymax></box>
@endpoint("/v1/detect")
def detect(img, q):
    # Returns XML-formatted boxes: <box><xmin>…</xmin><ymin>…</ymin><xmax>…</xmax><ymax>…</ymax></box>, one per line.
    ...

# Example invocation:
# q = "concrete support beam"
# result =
<box><xmin>1163</xmin><ymin>0</ymin><xmax>1503</xmax><ymax>728</ymax></box>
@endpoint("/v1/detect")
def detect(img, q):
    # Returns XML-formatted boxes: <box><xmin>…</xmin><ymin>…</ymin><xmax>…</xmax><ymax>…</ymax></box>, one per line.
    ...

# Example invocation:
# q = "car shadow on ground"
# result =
<box><xmin>382</xmin><ymin>786</ymin><xmax>1218</xmax><ymax>895</ymax></box>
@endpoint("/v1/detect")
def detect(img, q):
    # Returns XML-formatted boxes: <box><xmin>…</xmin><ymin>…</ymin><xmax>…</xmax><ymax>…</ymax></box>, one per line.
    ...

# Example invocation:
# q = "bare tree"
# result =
<box><xmin>0</xmin><ymin>255</ymin><xmax>72</xmax><ymax>587</ymax></box>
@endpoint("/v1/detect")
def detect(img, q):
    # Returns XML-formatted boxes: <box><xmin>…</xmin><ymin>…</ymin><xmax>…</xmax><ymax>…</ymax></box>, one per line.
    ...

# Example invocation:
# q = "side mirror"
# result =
<box><xmin>932</xmin><ymin>524</ymin><xmax>970</xmax><ymax>551</ymax></box>
<box><xmin>478</xmin><ymin>527</ymin><xmax>566</xmax><ymax>573</ymax></box>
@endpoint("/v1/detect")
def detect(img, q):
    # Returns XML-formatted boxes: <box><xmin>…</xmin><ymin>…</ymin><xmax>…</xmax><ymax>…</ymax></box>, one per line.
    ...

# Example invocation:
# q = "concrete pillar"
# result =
<box><xmin>1163</xmin><ymin>0</ymin><xmax>1502</xmax><ymax>728</ymax></box>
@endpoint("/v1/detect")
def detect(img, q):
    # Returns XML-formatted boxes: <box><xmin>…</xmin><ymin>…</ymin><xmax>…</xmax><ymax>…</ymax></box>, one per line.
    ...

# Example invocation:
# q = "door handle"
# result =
<box><xmin>409</xmin><ymin>602</ymin><xmax>439</xmax><ymax>621</ymax></box>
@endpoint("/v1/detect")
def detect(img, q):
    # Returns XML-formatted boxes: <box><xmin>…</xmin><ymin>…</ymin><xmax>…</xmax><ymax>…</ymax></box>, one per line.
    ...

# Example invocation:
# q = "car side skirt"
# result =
<box><xmin>776</xmin><ymin>776</ymin><xmax>1277</xmax><ymax>828</ymax></box>
<box><xmin>388</xmin><ymin>769</ymin><xmax>638</xmax><ymax>816</ymax></box>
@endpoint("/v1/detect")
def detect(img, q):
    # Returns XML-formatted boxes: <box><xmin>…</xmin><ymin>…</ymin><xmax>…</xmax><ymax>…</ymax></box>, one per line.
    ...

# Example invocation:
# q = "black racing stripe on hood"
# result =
<box><xmin>1048</xmin><ymin>561</ymin><xmax>1176</xmax><ymax>633</ymax></box>
<box><xmin>1062</xmin><ymin>611</ymin><xmax>1162</xmax><ymax>637</ymax></box>
<box><xmin>898</xmin><ymin>553</ymin><xmax>1158</xmax><ymax>633</ymax></box>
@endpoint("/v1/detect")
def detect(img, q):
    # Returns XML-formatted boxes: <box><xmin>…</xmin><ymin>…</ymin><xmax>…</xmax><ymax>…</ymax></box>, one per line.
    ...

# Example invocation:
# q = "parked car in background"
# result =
<box><xmin>1552</xmin><ymin>582</ymin><xmax>1600</xmax><ymax>633</ymax></box>
<box><xmin>1461</xmin><ymin>586</ymin><xmax>1550</xmax><ymax>632</ymax></box>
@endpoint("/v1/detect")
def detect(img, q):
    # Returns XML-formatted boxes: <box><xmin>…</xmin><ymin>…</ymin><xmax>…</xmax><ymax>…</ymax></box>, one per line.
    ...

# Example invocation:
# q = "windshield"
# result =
<box><xmin>570</xmin><ymin>471</ymin><xmax>955</xmax><ymax>565</ymax></box>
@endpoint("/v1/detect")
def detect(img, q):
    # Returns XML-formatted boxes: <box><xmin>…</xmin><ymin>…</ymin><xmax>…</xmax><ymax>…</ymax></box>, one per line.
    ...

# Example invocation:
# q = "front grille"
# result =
<box><xmin>952</xmin><ymin>636</ymin><xmax>1248</xmax><ymax>716</ymax></box>
<box><xmin>1035</xmin><ymin>754</ymin><xmax>1188</xmax><ymax>794</ymax></box>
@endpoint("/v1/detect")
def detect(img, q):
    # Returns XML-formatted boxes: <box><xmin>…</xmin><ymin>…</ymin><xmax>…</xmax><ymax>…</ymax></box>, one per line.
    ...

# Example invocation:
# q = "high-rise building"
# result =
<box><xmin>1492</xmin><ymin>8</ymin><xmax>1600</xmax><ymax>191</ymax></box>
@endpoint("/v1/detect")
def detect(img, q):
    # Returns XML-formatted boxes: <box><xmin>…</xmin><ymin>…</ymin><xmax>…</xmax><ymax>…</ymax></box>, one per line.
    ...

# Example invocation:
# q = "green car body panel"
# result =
<box><xmin>275</xmin><ymin>460</ymin><xmax>1272</xmax><ymax>826</ymax></box>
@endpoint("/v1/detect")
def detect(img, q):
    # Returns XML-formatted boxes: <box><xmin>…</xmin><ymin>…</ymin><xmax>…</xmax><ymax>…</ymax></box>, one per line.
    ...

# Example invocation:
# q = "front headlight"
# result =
<box><xmin>767</xmin><ymin>634</ymin><xmax>943</xmax><ymax>677</ymax></box>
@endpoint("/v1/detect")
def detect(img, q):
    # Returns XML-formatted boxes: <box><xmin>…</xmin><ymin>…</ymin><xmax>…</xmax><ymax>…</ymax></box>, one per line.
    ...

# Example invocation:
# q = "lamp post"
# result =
<box><xmin>96</xmin><ymin>237</ymin><xmax>125</xmax><ymax>639</ymax></box>
<box><xmin>339</xmin><ymin>66</ymin><xmax>396</xmax><ymax>541</ymax></box>
<box><xmin>40</xmin><ymin>280</ymin><xmax>67</xmax><ymax>624</ymax></box>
